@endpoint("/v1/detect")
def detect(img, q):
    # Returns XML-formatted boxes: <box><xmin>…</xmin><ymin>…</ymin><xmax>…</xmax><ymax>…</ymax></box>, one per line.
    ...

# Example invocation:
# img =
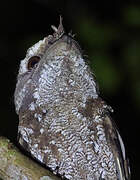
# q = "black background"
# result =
<box><xmin>0</xmin><ymin>0</ymin><xmax>139</xmax><ymax>179</ymax></box>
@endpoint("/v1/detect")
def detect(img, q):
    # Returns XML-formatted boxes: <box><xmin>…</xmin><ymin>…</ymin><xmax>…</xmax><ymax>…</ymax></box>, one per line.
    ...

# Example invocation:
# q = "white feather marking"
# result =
<box><xmin>117</xmin><ymin>130</ymin><xmax>126</xmax><ymax>160</ymax></box>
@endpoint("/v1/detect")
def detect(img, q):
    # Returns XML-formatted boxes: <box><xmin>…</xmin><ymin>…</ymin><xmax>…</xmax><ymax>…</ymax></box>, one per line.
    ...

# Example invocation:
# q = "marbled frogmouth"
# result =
<box><xmin>14</xmin><ymin>18</ymin><xmax>130</xmax><ymax>180</ymax></box>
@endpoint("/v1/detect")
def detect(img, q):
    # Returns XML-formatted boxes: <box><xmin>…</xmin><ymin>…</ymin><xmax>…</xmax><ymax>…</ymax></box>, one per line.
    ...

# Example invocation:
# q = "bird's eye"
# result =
<box><xmin>27</xmin><ymin>56</ymin><xmax>40</xmax><ymax>70</ymax></box>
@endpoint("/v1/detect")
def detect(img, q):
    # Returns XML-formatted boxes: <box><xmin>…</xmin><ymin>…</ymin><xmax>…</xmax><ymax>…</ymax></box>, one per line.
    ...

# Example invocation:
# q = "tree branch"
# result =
<box><xmin>0</xmin><ymin>136</ymin><xmax>60</xmax><ymax>180</ymax></box>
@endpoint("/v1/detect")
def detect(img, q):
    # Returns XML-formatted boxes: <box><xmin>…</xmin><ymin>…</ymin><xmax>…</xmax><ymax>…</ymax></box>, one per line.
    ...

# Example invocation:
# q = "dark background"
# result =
<box><xmin>0</xmin><ymin>0</ymin><xmax>139</xmax><ymax>179</ymax></box>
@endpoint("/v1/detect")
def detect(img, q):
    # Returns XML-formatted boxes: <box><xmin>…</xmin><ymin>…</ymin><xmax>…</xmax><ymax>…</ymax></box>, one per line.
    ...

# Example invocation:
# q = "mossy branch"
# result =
<box><xmin>0</xmin><ymin>137</ymin><xmax>60</xmax><ymax>180</ymax></box>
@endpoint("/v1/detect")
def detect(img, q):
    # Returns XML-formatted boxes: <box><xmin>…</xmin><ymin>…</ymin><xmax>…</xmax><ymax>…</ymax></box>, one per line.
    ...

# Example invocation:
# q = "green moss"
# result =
<box><xmin>0</xmin><ymin>137</ymin><xmax>60</xmax><ymax>180</ymax></box>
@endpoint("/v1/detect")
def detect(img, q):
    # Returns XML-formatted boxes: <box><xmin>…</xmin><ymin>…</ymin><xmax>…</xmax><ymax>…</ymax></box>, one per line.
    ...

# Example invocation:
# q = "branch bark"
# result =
<box><xmin>0</xmin><ymin>136</ymin><xmax>60</xmax><ymax>180</ymax></box>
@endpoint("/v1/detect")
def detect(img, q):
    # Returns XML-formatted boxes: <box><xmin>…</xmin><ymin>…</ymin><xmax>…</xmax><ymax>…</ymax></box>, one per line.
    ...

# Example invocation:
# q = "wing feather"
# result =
<box><xmin>103</xmin><ymin>114</ymin><xmax>131</xmax><ymax>180</ymax></box>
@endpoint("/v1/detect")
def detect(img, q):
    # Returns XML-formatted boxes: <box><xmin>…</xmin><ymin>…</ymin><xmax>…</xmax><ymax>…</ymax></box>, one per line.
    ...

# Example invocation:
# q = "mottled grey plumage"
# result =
<box><xmin>14</xmin><ymin>18</ymin><xmax>130</xmax><ymax>180</ymax></box>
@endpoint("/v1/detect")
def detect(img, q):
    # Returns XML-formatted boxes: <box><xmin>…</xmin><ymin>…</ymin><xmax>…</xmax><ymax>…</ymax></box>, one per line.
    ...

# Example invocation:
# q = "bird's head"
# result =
<box><xmin>14</xmin><ymin>17</ymin><xmax>98</xmax><ymax>116</ymax></box>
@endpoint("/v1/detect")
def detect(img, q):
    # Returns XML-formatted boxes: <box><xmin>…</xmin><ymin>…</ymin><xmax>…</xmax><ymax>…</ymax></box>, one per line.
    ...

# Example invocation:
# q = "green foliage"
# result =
<box><xmin>74</xmin><ymin>8</ymin><xmax>140</xmax><ymax>108</ymax></box>
<box><xmin>91</xmin><ymin>55</ymin><xmax>121</xmax><ymax>94</ymax></box>
<box><xmin>123</xmin><ymin>40</ymin><xmax>140</xmax><ymax>106</ymax></box>
<box><xmin>123</xmin><ymin>6</ymin><xmax>140</xmax><ymax>26</ymax></box>
<box><xmin>75</xmin><ymin>18</ymin><xmax>121</xmax><ymax>94</ymax></box>
<box><xmin>77</xmin><ymin>18</ymin><xmax>119</xmax><ymax>50</ymax></box>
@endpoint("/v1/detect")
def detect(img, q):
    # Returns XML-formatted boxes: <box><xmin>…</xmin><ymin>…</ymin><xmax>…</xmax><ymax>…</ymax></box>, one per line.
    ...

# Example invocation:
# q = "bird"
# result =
<box><xmin>14</xmin><ymin>17</ymin><xmax>131</xmax><ymax>180</ymax></box>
